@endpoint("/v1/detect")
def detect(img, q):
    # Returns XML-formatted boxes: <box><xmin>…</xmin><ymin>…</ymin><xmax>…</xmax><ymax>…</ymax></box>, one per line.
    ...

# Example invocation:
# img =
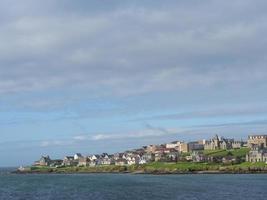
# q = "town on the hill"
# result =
<box><xmin>32</xmin><ymin>134</ymin><xmax>267</xmax><ymax>168</ymax></box>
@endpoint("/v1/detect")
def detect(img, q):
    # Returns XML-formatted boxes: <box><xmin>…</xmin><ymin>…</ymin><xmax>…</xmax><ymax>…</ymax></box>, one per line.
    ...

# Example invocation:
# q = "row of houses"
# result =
<box><xmin>34</xmin><ymin>134</ymin><xmax>267</xmax><ymax>167</ymax></box>
<box><xmin>34</xmin><ymin>152</ymin><xmax>156</xmax><ymax>167</ymax></box>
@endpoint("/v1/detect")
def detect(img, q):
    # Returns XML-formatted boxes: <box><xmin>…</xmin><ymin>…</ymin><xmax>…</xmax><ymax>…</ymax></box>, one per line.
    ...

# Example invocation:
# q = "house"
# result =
<box><xmin>141</xmin><ymin>153</ymin><xmax>155</xmax><ymax>162</ymax></box>
<box><xmin>74</xmin><ymin>153</ymin><xmax>83</xmax><ymax>160</ymax></box>
<box><xmin>89</xmin><ymin>160</ymin><xmax>97</xmax><ymax>167</ymax></box>
<box><xmin>126</xmin><ymin>154</ymin><xmax>141</xmax><ymax>165</ymax></box>
<box><xmin>115</xmin><ymin>159</ymin><xmax>127</xmax><ymax>166</ymax></box>
<box><xmin>139</xmin><ymin>157</ymin><xmax>147</xmax><ymax>164</ymax></box>
<box><xmin>99</xmin><ymin>155</ymin><xmax>114</xmax><ymax>165</ymax></box>
<box><xmin>155</xmin><ymin>152</ymin><xmax>165</xmax><ymax>162</ymax></box>
<box><xmin>246</xmin><ymin>145</ymin><xmax>267</xmax><ymax>162</ymax></box>
<box><xmin>78</xmin><ymin>157</ymin><xmax>90</xmax><ymax>167</ymax></box>
<box><xmin>50</xmin><ymin>159</ymin><xmax>63</xmax><ymax>167</ymax></box>
<box><xmin>146</xmin><ymin>145</ymin><xmax>158</xmax><ymax>153</ymax></box>
<box><xmin>166</xmin><ymin>152</ymin><xmax>179</xmax><ymax>162</ymax></box>
<box><xmin>89</xmin><ymin>155</ymin><xmax>99</xmax><ymax>161</ymax></box>
<box><xmin>191</xmin><ymin>151</ymin><xmax>207</xmax><ymax>163</ymax></box>
<box><xmin>222</xmin><ymin>156</ymin><xmax>236</xmax><ymax>164</ymax></box>
<box><xmin>126</xmin><ymin>155</ymin><xmax>140</xmax><ymax>165</ymax></box>
<box><xmin>34</xmin><ymin>156</ymin><xmax>51</xmax><ymax>166</ymax></box>
<box><xmin>63</xmin><ymin>156</ymin><xmax>78</xmax><ymax>166</ymax></box>
<box><xmin>185</xmin><ymin>155</ymin><xmax>193</xmax><ymax>161</ymax></box>
<box><xmin>113</xmin><ymin>153</ymin><xmax>124</xmax><ymax>160</ymax></box>
<box><xmin>140</xmin><ymin>153</ymin><xmax>155</xmax><ymax>164</ymax></box>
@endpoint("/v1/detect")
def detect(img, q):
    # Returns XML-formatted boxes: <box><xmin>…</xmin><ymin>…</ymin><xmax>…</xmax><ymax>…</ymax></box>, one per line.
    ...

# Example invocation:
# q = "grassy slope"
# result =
<box><xmin>203</xmin><ymin>148</ymin><xmax>250</xmax><ymax>157</ymax></box>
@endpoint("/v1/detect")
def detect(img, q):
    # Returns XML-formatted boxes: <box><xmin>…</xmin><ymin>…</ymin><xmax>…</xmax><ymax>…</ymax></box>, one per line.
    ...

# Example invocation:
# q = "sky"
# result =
<box><xmin>1</xmin><ymin>0</ymin><xmax>267</xmax><ymax>166</ymax></box>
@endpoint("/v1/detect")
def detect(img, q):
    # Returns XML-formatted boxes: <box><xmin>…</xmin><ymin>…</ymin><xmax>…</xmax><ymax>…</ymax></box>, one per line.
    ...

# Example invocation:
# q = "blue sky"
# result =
<box><xmin>1</xmin><ymin>0</ymin><xmax>267</xmax><ymax>166</ymax></box>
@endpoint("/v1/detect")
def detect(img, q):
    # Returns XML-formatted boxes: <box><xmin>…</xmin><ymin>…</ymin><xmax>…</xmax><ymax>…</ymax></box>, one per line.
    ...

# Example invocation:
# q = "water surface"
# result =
<box><xmin>0</xmin><ymin>168</ymin><xmax>266</xmax><ymax>200</ymax></box>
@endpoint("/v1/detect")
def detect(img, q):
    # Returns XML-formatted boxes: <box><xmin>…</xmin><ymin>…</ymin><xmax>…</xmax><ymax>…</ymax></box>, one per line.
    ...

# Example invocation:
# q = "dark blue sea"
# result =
<box><xmin>0</xmin><ymin>168</ymin><xmax>266</xmax><ymax>200</ymax></box>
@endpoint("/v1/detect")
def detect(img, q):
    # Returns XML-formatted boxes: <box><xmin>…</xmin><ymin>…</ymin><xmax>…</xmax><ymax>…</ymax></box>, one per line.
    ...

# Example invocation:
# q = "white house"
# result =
<box><xmin>74</xmin><ymin>153</ymin><xmax>83</xmax><ymax>160</ymax></box>
<box><xmin>127</xmin><ymin>156</ymin><xmax>140</xmax><ymax>165</ymax></box>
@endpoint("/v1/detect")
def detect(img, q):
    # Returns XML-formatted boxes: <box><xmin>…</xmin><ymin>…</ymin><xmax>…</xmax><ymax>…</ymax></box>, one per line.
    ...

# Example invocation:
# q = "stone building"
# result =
<box><xmin>204</xmin><ymin>135</ymin><xmax>233</xmax><ymax>150</ymax></box>
<box><xmin>246</xmin><ymin>145</ymin><xmax>267</xmax><ymax>163</ymax></box>
<box><xmin>179</xmin><ymin>142</ymin><xmax>189</xmax><ymax>153</ymax></box>
<box><xmin>248</xmin><ymin>135</ymin><xmax>267</xmax><ymax>148</ymax></box>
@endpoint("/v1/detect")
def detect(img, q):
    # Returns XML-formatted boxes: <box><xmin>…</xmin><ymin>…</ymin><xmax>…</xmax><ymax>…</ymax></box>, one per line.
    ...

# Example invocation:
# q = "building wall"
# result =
<box><xmin>179</xmin><ymin>143</ymin><xmax>189</xmax><ymax>153</ymax></box>
<box><xmin>246</xmin><ymin>148</ymin><xmax>267</xmax><ymax>162</ymax></box>
<box><xmin>166</xmin><ymin>143</ymin><xmax>179</xmax><ymax>149</ymax></box>
<box><xmin>248</xmin><ymin>135</ymin><xmax>267</xmax><ymax>148</ymax></box>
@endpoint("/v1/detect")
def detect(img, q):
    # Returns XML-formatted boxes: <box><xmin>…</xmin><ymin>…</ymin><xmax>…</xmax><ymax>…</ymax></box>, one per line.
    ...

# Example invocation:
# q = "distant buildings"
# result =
<box><xmin>32</xmin><ymin>133</ymin><xmax>267</xmax><ymax>167</ymax></box>
<box><xmin>188</xmin><ymin>141</ymin><xmax>205</xmax><ymax>151</ymax></box>
<box><xmin>204</xmin><ymin>134</ymin><xmax>244</xmax><ymax>150</ymax></box>
<box><xmin>246</xmin><ymin>145</ymin><xmax>267</xmax><ymax>163</ymax></box>
<box><xmin>248</xmin><ymin>135</ymin><xmax>267</xmax><ymax>148</ymax></box>
<box><xmin>34</xmin><ymin>156</ymin><xmax>63</xmax><ymax>167</ymax></box>
<box><xmin>179</xmin><ymin>142</ymin><xmax>189</xmax><ymax>153</ymax></box>
<box><xmin>63</xmin><ymin>156</ymin><xmax>77</xmax><ymax>166</ymax></box>
<box><xmin>34</xmin><ymin>156</ymin><xmax>51</xmax><ymax>166</ymax></box>
<box><xmin>78</xmin><ymin>157</ymin><xmax>90</xmax><ymax>167</ymax></box>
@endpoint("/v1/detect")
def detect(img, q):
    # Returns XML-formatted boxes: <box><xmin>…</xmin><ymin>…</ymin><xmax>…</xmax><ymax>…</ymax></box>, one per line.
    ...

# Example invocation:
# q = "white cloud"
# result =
<box><xmin>73</xmin><ymin>125</ymin><xmax>186</xmax><ymax>141</ymax></box>
<box><xmin>40</xmin><ymin>140</ymin><xmax>73</xmax><ymax>147</ymax></box>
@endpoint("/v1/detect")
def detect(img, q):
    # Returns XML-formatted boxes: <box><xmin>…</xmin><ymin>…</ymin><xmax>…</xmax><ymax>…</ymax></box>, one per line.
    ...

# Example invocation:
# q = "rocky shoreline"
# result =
<box><xmin>14</xmin><ymin>164</ymin><xmax>267</xmax><ymax>175</ymax></box>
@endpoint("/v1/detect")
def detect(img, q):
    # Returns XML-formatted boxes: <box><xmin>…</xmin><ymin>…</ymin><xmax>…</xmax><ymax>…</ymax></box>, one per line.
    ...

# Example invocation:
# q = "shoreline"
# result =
<box><xmin>13</xmin><ymin>169</ymin><xmax>267</xmax><ymax>175</ymax></box>
<box><xmin>14</xmin><ymin>161</ymin><xmax>267</xmax><ymax>175</ymax></box>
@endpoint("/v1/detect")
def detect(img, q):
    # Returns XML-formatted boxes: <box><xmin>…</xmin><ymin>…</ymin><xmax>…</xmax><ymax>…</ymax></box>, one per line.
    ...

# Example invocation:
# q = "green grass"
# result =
<box><xmin>203</xmin><ymin>148</ymin><xmax>250</xmax><ymax>158</ymax></box>
<box><xmin>236</xmin><ymin>162</ymin><xmax>267</xmax><ymax>168</ymax></box>
<box><xmin>231</xmin><ymin>148</ymin><xmax>250</xmax><ymax>157</ymax></box>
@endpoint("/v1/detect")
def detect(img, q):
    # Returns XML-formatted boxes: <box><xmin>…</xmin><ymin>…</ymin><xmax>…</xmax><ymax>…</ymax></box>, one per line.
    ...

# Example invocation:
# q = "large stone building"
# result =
<box><xmin>246</xmin><ymin>145</ymin><xmax>267</xmax><ymax>163</ymax></box>
<box><xmin>179</xmin><ymin>142</ymin><xmax>189</xmax><ymax>152</ymax></box>
<box><xmin>204</xmin><ymin>135</ymin><xmax>236</xmax><ymax>150</ymax></box>
<box><xmin>248</xmin><ymin>135</ymin><xmax>267</xmax><ymax>148</ymax></box>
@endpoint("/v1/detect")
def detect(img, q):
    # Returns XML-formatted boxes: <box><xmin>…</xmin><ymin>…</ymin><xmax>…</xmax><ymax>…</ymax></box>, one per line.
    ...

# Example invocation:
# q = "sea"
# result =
<box><xmin>0</xmin><ymin>168</ymin><xmax>266</xmax><ymax>200</ymax></box>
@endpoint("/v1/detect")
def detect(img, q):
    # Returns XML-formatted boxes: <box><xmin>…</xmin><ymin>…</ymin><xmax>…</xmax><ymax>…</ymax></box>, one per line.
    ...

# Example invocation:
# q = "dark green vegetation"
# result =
<box><xmin>141</xmin><ymin>161</ymin><xmax>267</xmax><ymax>173</ymax></box>
<box><xmin>28</xmin><ymin>165</ymin><xmax>128</xmax><ymax>173</ymax></box>
<box><xmin>21</xmin><ymin>161</ymin><xmax>267</xmax><ymax>174</ymax></box>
